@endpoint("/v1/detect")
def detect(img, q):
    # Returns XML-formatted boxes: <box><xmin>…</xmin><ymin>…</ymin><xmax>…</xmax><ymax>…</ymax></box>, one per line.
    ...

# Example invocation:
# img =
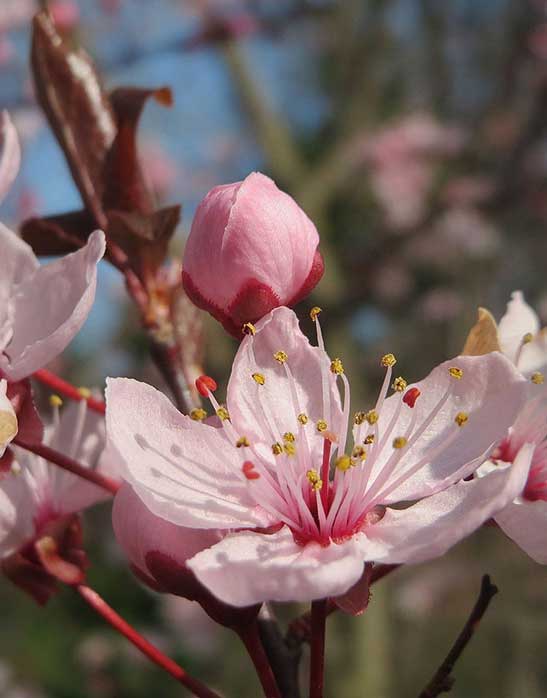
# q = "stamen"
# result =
<box><xmin>352</xmin><ymin>446</ymin><xmax>366</xmax><ymax>461</ymax></box>
<box><xmin>306</xmin><ymin>469</ymin><xmax>322</xmax><ymax>491</ymax></box>
<box><xmin>77</xmin><ymin>387</ymin><xmax>92</xmax><ymax>399</ymax></box>
<box><xmin>354</xmin><ymin>411</ymin><xmax>366</xmax><ymax>425</ymax></box>
<box><xmin>195</xmin><ymin>375</ymin><xmax>217</xmax><ymax>397</ymax></box>
<box><xmin>283</xmin><ymin>432</ymin><xmax>296</xmax><ymax>443</ymax></box>
<box><xmin>364</xmin><ymin>434</ymin><xmax>375</xmax><ymax>445</ymax></box>
<box><xmin>49</xmin><ymin>395</ymin><xmax>63</xmax><ymax>408</ymax></box>
<box><xmin>532</xmin><ymin>372</ymin><xmax>545</xmax><ymax>385</ymax></box>
<box><xmin>252</xmin><ymin>372</ymin><xmax>265</xmax><ymax>385</ymax></box>
<box><xmin>330</xmin><ymin>358</ymin><xmax>344</xmax><ymax>375</ymax></box>
<box><xmin>316</xmin><ymin>420</ymin><xmax>328</xmax><ymax>433</ymax></box>
<box><xmin>365</xmin><ymin>410</ymin><xmax>379</xmax><ymax>425</ymax></box>
<box><xmin>274</xmin><ymin>350</ymin><xmax>288</xmax><ymax>363</ymax></box>
<box><xmin>448</xmin><ymin>367</ymin><xmax>463</xmax><ymax>380</ymax></box>
<box><xmin>236</xmin><ymin>436</ymin><xmax>250</xmax><ymax>448</ymax></box>
<box><xmin>242</xmin><ymin>461</ymin><xmax>260</xmax><ymax>480</ymax></box>
<box><xmin>242</xmin><ymin>322</ymin><xmax>256</xmax><ymax>336</ymax></box>
<box><xmin>310</xmin><ymin>307</ymin><xmax>322</xmax><ymax>321</ymax></box>
<box><xmin>392</xmin><ymin>376</ymin><xmax>407</xmax><ymax>392</ymax></box>
<box><xmin>523</xmin><ymin>332</ymin><xmax>534</xmax><ymax>344</ymax></box>
<box><xmin>216</xmin><ymin>406</ymin><xmax>230</xmax><ymax>421</ymax></box>
<box><xmin>454</xmin><ymin>412</ymin><xmax>469</xmax><ymax>427</ymax></box>
<box><xmin>392</xmin><ymin>436</ymin><xmax>408</xmax><ymax>449</ymax></box>
<box><xmin>403</xmin><ymin>387</ymin><xmax>421</xmax><ymax>408</ymax></box>
<box><xmin>381</xmin><ymin>353</ymin><xmax>397</xmax><ymax>367</ymax></box>
<box><xmin>335</xmin><ymin>454</ymin><xmax>352</xmax><ymax>471</ymax></box>
<box><xmin>189</xmin><ymin>408</ymin><xmax>207</xmax><ymax>421</ymax></box>
<box><xmin>272</xmin><ymin>442</ymin><xmax>283</xmax><ymax>456</ymax></box>
<box><xmin>283</xmin><ymin>443</ymin><xmax>296</xmax><ymax>456</ymax></box>
<box><xmin>298</xmin><ymin>413</ymin><xmax>309</xmax><ymax>425</ymax></box>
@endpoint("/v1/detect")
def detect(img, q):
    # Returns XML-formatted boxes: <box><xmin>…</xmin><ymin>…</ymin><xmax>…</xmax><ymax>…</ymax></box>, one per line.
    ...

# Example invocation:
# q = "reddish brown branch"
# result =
<box><xmin>33</xmin><ymin>369</ymin><xmax>105</xmax><ymax>414</ymax></box>
<box><xmin>76</xmin><ymin>585</ymin><xmax>221</xmax><ymax>698</ymax></box>
<box><xmin>418</xmin><ymin>575</ymin><xmax>498</xmax><ymax>698</ymax></box>
<box><xmin>13</xmin><ymin>438</ymin><xmax>120</xmax><ymax>495</ymax></box>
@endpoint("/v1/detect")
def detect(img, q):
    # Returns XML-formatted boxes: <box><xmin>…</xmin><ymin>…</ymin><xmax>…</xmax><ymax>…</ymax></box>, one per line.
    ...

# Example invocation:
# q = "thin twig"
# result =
<box><xmin>237</xmin><ymin>620</ymin><xmax>283</xmax><ymax>698</ymax></box>
<box><xmin>418</xmin><ymin>575</ymin><xmax>499</xmax><ymax>698</ymax></box>
<box><xmin>13</xmin><ymin>438</ymin><xmax>120</xmax><ymax>495</ymax></box>
<box><xmin>33</xmin><ymin>369</ymin><xmax>105</xmax><ymax>414</ymax></box>
<box><xmin>76</xmin><ymin>585</ymin><xmax>222</xmax><ymax>698</ymax></box>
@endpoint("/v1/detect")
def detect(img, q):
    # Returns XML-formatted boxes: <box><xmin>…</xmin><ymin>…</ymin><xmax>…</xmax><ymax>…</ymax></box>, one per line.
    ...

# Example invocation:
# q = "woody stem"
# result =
<box><xmin>76</xmin><ymin>585</ymin><xmax>221</xmax><ymax>698</ymax></box>
<box><xmin>13</xmin><ymin>438</ymin><xmax>120</xmax><ymax>495</ymax></box>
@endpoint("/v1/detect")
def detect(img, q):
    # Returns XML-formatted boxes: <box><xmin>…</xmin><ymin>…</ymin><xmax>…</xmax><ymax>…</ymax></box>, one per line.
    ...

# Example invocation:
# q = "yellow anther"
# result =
<box><xmin>310</xmin><ymin>306</ymin><xmax>322</xmax><ymax>321</ymax></box>
<box><xmin>352</xmin><ymin>446</ymin><xmax>367</xmax><ymax>461</ymax></box>
<box><xmin>242</xmin><ymin>322</ymin><xmax>256</xmax><ymax>336</ymax></box>
<box><xmin>330</xmin><ymin>358</ymin><xmax>344</xmax><ymax>375</ymax></box>
<box><xmin>190</xmin><ymin>408</ymin><xmax>207</xmax><ymax>421</ymax></box>
<box><xmin>364</xmin><ymin>434</ymin><xmax>375</xmax><ymax>445</ymax></box>
<box><xmin>78</xmin><ymin>387</ymin><xmax>91</xmax><ymax>399</ymax></box>
<box><xmin>274</xmin><ymin>350</ymin><xmax>288</xmax><ymax>364</ymax></box>
<box><xmin>252</xmin><ymin>372</ymin><xmax>265</xmax><ymax>385</ymax></box>
<box><xmin>272</xmin><ymin>442</ymin><xmax>283</xmax><ymax>456</ymax></box>
<box><xmin>335</xmin><ymin>454</ymin><xmax>352</xmax><ymax>472</ymax></box>
<box><xmin>283</xmin><ymin>443</ymin><xmax>296</xmax><ymax>456</ymax></box>
<box><xmin>448</xmin><ymin>367</ymin><xmax>464</xmax><ymax>380</ymax></box>
<box><xmin>283</xmin><ymin>432</ymin><xmax>296</xmax><ymax>443</ymax></box>
<box><xmin>523</xmin><ymin>332</ymin><xmax>534</xmax><ymax>344</ymax></box>
<box><xmin>392</xmin><ymin>376</ymin><xmax>407</xmax><ymax>392</ymax></box>
<box><xmin>532</xmin><ymin>372</ymin><xmax>545</xmax><ymax>385</ymax></box>
<box><xmin>298</xmin><ymin>413</ymin><xmax>309</xmax><ymax>425</ymax></box>
<box><xmin>316</xmin><ymin>419</ymin><xmax>328</xmax><ymax>433</ymax></box>
<box><xmin>454</xmin><ymin>412</ymin><xmax>469</xmax><ymax>427</ymax></box>
<box><xmin>354</xmin><ymin>411</ymin><xmax>366</xmax><ymax>425</ymax></box>
<box><xmin>381</xmin><ymin>353</ymin><xmax>397</xmax><ymax>367</ymax></box>
<box><xmin>216</xmin><ymin>406</ymin><xmax>230</xmax><ymax>421</ymax></box>
<box><xmin>49</xmin><ymin>394</ymin><xmax>63</xmax><ymax>408</ymax></box>
<box><xmin>392</xmin><ymin>436</ymin><xmax>408</xmax><ymax>449</ymax></box>
<box><xmin>236</xmin><ymin>436</ymin><xmax>250</xmax><ymax>448</ymax></box>
<box><xmin>306</xmin><ymin>469</ymin><xmax>323</xmax><ymax>490</ymax></box>
<box><xmin>365</xmin><ymin>410</ymin><xmax>379</xmax><ymax>425</ymax></box>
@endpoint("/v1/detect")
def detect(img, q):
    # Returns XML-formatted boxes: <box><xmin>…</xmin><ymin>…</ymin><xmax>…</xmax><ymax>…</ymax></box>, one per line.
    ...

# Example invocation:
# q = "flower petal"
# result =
<box><xmin>0</xmin><ymin>474</ymin><xmax>34</xmax><ymax>559</ymax></box>
<box><xmin>228</xmin><ymin>307</ymin><xmax>342</xmax><ymax>458</ymax></box>
<box><xmin>498</xmin><ymin>291</ymin><xmax>540</xmax><ymax>364</ymax></box>
<box><xmin>362</xmin><ymin>443</ymin><xmax>533</xmax><ymax>565</ymax></box>
<box><xmin>113</xmin><ymin>482</ymin><xmax>222</xmax><ymax>579</ymax></box>
<box><xmin>1</xmin><ymin>230</ymin><xmax>106</xmax><ymax>381</ymax></box>
<box><xmin>106</xmin><ymin>377</ymin><xmax>269</xmax><ymax>529</ymax></box>
<box><xmin>372</xmin><ymin>352</ymin><xmax>527</xmax><ymax>503</ymax></box>
<box><xmin>188</xmin><ymin>526</ymin><xmax>366</xmax><ymax>606</ymax></box>
<box><xmin>0</xmin><ymin>111</ymin><xmax>20</xmax><ymax>203</ymax></box>
<box><xmin>0</xmin><ymin>379</ymin><xmax>17</xmax><ymax>457</ymax></box>
<box><xmin>495</xmin><ymin>497</ymin><xmax>547</xmax><ymax>564</ymax></box>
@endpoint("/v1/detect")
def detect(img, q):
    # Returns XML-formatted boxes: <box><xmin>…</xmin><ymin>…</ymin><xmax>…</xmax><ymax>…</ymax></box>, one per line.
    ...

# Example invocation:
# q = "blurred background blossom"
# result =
<box><xmin>1</xmin><ymin>0</ymin><xmax>547</xmax><ymax>696</ymax></box>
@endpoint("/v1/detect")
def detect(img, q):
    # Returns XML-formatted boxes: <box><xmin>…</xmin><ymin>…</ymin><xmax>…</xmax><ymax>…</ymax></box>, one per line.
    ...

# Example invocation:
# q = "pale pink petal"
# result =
<box><xmin>0</xmin><ymin>474</ymin><xmax>34</xmax><ymax>559</ymax></box>
<box><xmin>373</xmin><ymin>353</ymin><xmax>527</xmax><ymax>503</ymax></box>
<box><xmin>0</xmin><ymin>379</ymin><xmax>17</xmax><ymax>457</ymax></box>
<box><xmin>0</xmin><ymin>111</ymin><xmax>20</xmax><ymax>203</ymax></box>
<box><xmin>188</xmin><ymin>526</ymin><xmax>366</xmax><ymax>606</ymax></box>
<box><xmin>1</xmin><ymin>230</ymin><xmax>105</xmax><ymax>381</ymax></box>
<box><xmin>495</xmin><ymin>498</ymin><xmax>547</xmax><ymax>564</ymax></box>
<box><xmin>106</xmin><ymin>377</ymin><xmax>269</xmax><ymax>529</ymax></box>
<box><xmin>113</xmin><ymin>483</ymin><xmax>222</xmax><ymax>579</ymax></box>
<box><xmin>0</xmin><ymin>223</ymin><xmax>39</xmax><ymax>353</ymax></box>
<box><xmin>362</xmin><ymin>444</ymin><xmax>533</xmax><ymax>564</ymax></box>
<box><xmin>228</xmin><ymin>307</ymin><xmax>342</xmax><ymax>458</ymax></box>
<box><xmin>498</xmin><ymin>291</ymin><xmax>540</xmax><ymax>364</ymax></box>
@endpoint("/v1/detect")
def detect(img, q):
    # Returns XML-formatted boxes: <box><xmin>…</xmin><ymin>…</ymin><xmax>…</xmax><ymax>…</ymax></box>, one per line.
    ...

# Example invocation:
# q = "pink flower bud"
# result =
<box><xmin>182</xmin><ymin>172</ymin><xmax>324</xmax><ymax>337</ymax></box>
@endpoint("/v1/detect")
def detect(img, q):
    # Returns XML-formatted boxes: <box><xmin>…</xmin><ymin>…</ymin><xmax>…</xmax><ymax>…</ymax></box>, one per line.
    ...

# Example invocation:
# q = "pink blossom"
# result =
<box><xmin>0</xmin><ymin>111</ymin><xmax>20</xmax><ymax>204</ymax></box>
<box><xmin>0</xmin><ymin>228</ymin><xmax>105</xmax><ymax>381</ymax></box>
<box><xmin>0</xmin><ymin>399</ymin><xmax>108</xmax><ymax>602</ymax></box>
<box><xmin>0</xmin><ymin>0</ymin><xmax>35</xmax><ymax>34</ymax></box>
<box><xmin>182</xmin><ymin>173</ymin><xmax>324</xmax><ymax>337</ymax></box>
<box><xmin>474</xmin><ymin>292</ymin><xmax>547</xmax><ymax>562</ymax></box>
<box><xmin>106</xmin><ymin>307</ymin><xmax>529</xmax><ymax>607</ymax></box>
<box><xmin>48</xmin><ymin>1</ymin><xmax>80</xmax><ymax>32</ymax></box>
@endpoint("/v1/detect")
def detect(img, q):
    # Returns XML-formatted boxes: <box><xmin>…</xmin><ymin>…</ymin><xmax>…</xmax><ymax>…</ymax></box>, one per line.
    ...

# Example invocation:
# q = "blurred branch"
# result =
<box><xmin>418</xmin><ymin>575</ymin><xmax>498</xmax><ymax>698</ymax></box>
<box><xmin>222</xmin><ymin>41</ymin><xmax>307</xmax><ymax>189</ymax></box>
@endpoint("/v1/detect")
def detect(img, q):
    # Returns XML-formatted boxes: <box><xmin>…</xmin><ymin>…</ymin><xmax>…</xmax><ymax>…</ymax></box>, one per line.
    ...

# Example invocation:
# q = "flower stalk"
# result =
<box><xmin>237</xmin><ymin>621</ymin><xmax>283</xmax><ymax>698</ymax></box>
<box><xmin>76</xmin><ymin>584</ymin><xmax>221</xmax><ymax>698</ymax></box>
<box><xmin>309</xmin><ymin>599</ymin><xmax>327</xmax><ymax>698</ymax></box>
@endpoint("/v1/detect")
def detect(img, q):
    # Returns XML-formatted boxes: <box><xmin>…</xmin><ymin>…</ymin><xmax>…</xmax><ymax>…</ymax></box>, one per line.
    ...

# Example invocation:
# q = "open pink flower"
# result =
<box><xmin>106</xmin><ymin>307</ymin><xmax>529</xmax><ymax>607</ymax></box>
<box><xmin>0</xmin><ymin>227</ymin><xmax>105</xmax><ymax>381</ymax></box>
<box><xmin>182</xmin><ymin>173</ymin><xmax>323</xmax><ymax>337</ymax></box>
<box><xmin>471</xmin><ymin>292</ymin><xmax>547</xmax><ymax>562</ymax></box>
<box><xmin>0</xmin><ymin>398</ymin><xmax>108</xmax><ymax>603</ymax></box>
